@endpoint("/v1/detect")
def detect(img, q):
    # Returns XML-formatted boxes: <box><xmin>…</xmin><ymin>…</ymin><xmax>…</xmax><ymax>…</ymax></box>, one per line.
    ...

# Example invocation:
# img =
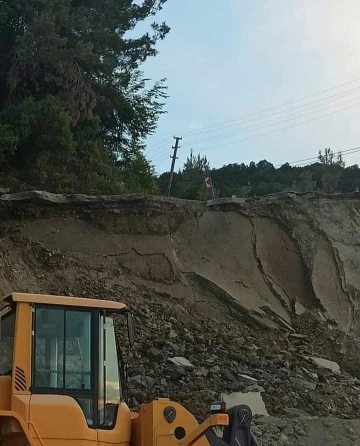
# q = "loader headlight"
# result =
<box><xmin>210</xmin><ymin>401</ymin><xmax>227</xmax><ymax>414</ymax></box>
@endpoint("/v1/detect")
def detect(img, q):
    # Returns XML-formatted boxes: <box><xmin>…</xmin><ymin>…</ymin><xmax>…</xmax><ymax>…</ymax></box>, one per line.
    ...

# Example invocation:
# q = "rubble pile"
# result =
<box><xmin>252</xmin><ymin>415</ymin><xmax>360</xmax><ymax>445</ymax></box>
<box><xmin>124</xmin><ymin>296</ymin><xmax>360</xmax><ymax>419</ymax></box>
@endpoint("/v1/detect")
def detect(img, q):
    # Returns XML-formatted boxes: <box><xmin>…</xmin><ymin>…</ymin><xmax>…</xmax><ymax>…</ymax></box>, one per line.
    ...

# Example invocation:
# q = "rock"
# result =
<box><xmin>168</xmin><ymin>357</ymin><xmax>195</xmax><ymax>369</ymax></box>
<box><xmin>303</xmin><ymin>368</ymin><xmax>318</xmax><ymax>380</ymax></box>
<box><xmin>221</xmin><ymin>391</ymin><xmax>269</xmax><ymax>416</ymax></box>
<box><xmin>212</xmin><ymin>365</ymin><xmax>221</xmax><ymax>374</ymax></box>
<box><xmin>278</xmin><ymin>433</ymin><xmax>290</xmax><ymax>445</ymax></box>
<box><xmin>195</xmin><ymin>367</ymin><xmax>209</xmax><ymax>377</ymax></box>
<box><xmin>297</xmin><ymin>429</ymin><xmax>307</xmax><ymax>436</ymax></box>
<box><xmin>289</xmin><ymin>377</ymin><xmax>316</xmax><ymax>391</ymax></box>
<box><xmin>294</xmin><ymin>301</ymin><xmax>307</xmax><ymax>316</ymax></box>
<box><xmin>149</xmin><ymin>347</ymin><xmax>163</xmax><ymax>359</ymax></box>
<box><xmin>282</xmin><ymin>407</ymin><xmax>310</xmax><ymax>418</ymax></box>
<box><xmin>183</xmin><ymin>332</ymin><xmax>194</xmax><ymax>343</ymax></box>
<box><xmin>168</xmin><ymin>367</ymin><xmax>186</xmax><ymax>381</ymax></box>
<box><xmin>281</xmin><ymin>425</ymin><xmax>294</xmax><ymax>436</ymax></box>
<box><xmin>193</xmin><ymin>377</ymin><xmax>207</xmax><ymax>390</ymax></box>
<box><xmin>239</xmin><ymin>374</ymin><xmax>257</xmax><ymax>382</ymax></box>
<box><xmin>169</xmin><ymin>330</ymin><xmax>177</xmax><ymax>339</ymax></box>
<box><xmin>226</xmin><ymin>381</ymin><xmax>242</xmax><ymax>391</ymax></box>
<box><xmin>311</xmin><ymin>357</ymin><xmax>340</xmax><ymax>374</ymax></box>
<box><xmin>251</xmin><ymin>426</ymin><xmax>263</xmax><ymax>437</ymax></box>
<box><xmin>289</xmin><ymin>333</ymin><xmax>308</xmax><ymax>339</ymax></box>
<box><xmin>234</xmin><ymin>337</ymin><xmax>246</xmax><ymax>346</ymax></box>
<box><xmin>244</xmin><ymin>384</ymin><xmax>265</xmax><ymax>393</ymax></box>
<box><xmin>132</xmin><ymin>391</ymin><xmax>147</xmax><ymax>404</ymax></box>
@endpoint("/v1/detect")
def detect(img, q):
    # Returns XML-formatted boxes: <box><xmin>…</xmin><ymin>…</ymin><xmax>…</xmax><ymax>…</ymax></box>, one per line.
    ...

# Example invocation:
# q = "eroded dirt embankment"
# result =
<box><xmin>4</xmin><ymin>191</ymin><xmax>357</xmax><ymax>332</ymax></box>
<box><xmin>1</xmin><ymin>191</ymin><xmax>360</xmax><ymax>429</ymax></box>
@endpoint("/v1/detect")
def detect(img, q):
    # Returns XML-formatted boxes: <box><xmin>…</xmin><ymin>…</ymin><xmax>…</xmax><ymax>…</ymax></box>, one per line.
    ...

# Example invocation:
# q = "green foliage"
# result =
<box><xmin>176</xmin><ymin>151</ymin><xmax>211</xmax><ymax>200</ymax></box>
<box><xmin>0</xmin><ymin>0</ymin><xmax>169</xmax><ymax>194</ymax></box>
<box><xmin>318</xmin><ymin>148</ymin><xmax>345</xmax><ymax>167</ymax></box>
<box><xmin>0</xmin><ymin>96</ymin><xmax>74</xmax><ymax>164</ymax></box>
<box><xmin>320</xmin><ymin>168</ymin><xmax>341</xmax><ymax>193</ymax></box>
<box><xmin>291</xmin><ymin>170</ymin><xmax>316</xmax><ymax>193</ymax></box>
<box><xmin>117</xmin><ymin>142</ymin><xmax>159</xmax><ymax>194</ymax></box>
<box><xmin>0</xmin><ymin>124</ymin><xmax>18</xmax><ymax>162</ymax></box>
<box><xmin>159</xmin><ymin>152</ymin><xmax>360</xmax><ymax>200</ymax></box>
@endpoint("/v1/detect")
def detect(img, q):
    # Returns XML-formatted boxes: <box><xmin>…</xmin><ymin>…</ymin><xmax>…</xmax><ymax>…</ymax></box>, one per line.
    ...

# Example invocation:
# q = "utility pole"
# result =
<box><xmin>167</xmin><ymin>136</ymin><xmax>182</xmax><ymax>196</ymax></box>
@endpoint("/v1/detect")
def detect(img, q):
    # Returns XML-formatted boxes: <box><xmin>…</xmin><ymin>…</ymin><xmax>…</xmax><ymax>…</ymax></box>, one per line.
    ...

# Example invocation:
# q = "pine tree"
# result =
<box><xmin>0</xmin><ymin>0</ymin><xmax>169</xmax><ymax>192</ymax></box>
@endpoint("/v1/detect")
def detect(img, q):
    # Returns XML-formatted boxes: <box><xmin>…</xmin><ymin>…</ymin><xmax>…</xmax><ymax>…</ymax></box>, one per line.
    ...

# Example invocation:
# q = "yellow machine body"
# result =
<box><xmin>0</xmin><ymin>293</ymin><xmax>228</xmax><ymax>446</ymax></box>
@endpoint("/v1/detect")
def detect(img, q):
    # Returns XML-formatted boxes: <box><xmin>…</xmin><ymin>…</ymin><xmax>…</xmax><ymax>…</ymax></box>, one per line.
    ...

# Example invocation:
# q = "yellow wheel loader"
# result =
<box><xmin>0</xmin><ymin>293</ymin><xmax>259</xmax><ymax>446</ymax></box>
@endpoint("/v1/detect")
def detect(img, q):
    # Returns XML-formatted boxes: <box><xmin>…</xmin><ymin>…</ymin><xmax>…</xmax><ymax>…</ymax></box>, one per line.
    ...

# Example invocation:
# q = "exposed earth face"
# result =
<box><xmin>1</xmin><ymin>190</ymin><xmax>360</xmax><ymax>445</ymax></box>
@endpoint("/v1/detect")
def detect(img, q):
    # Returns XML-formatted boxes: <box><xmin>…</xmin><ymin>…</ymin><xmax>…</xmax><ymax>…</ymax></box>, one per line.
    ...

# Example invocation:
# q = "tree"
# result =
<box><xmin>321</xmin><ymin>170</ymin><xmax>341</xmax><ymax>193</ymax></box>
<box><xmin>0</xmin><ymin>0</ymin><xmax>169</xmax><ymax>192</ymax></box>
<box><xmin>117</xmin><ymin>141</ymin><xmax>159</xmax><ymax>194</ymax></box>
<box><xmin>291</xmin><ymin>170</ymin><xmax>316</xmax><ymax>193</ymax></box>
<box><xmin>157</xmin><ymin>153</ymin><xmax>360</xmax><ymax>200</ymax></box>
<box><xmin>318</xmin><ymin>148</ymin><xmax>345</xmax><ymax>167</ymax></box>
<box><xmin>178</xmin><ymin>150</ymin><xmax>211</xmax><ymax>200</ymax></box>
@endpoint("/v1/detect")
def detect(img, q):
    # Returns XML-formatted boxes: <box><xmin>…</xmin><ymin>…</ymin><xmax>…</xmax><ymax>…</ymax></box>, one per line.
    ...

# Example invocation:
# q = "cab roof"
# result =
<box><xmin>3</xmin><ymin>292</ymin><xmax>126</xmax><ymax>312</ymax></box>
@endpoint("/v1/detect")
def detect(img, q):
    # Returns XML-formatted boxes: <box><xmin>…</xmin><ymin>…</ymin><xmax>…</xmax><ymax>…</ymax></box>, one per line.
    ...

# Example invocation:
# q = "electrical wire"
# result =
<box><xmin>146</xmin><ymin>75</ymin><xmax>360</xmax><ymax>152</ymax></box>
<box><xmin>177</xmin><ymin>90</ymin><xmax>360</xmax><ymax>149</ymax></box>
<box><xmin>174</xmin><ymin>99</ymin><xmax>360</xmax><ymax>158</ymax></box>
<box><xmin>148</xmin><ymin>84</ymin><xmax>360</xmax><ymax>158</ymax></box>
<box><xmin>174</xmin><ymin>84</ymin><xmax>360</xmax><ymax>143</ymax></box>
<box><xmin>290</xmin><ymin>148</ymin><xmax>360</xmax><ymax>167</ymax></box>
<box><xmin>275</xmin><ymin>146</ymin><xmax>360</xmax><ymax>167</ymax></box>
<box><xmin>178</xmin><ymin>76</ymin><xmax>360</xmax><ymax>137</ymax></box>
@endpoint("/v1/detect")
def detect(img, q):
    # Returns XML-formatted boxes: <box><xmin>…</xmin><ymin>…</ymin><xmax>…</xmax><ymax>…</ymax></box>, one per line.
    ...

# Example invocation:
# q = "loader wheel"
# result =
<box><xmin>234</xmin><ymin>404</ymin><xmax>252</xmax><ymax>424</ymax></box>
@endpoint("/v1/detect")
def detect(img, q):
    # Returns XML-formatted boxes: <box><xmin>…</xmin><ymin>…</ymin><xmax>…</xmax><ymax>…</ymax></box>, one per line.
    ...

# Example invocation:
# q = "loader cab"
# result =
<box><xmin>0</xmin><ymin>293</ymin><xmax>134</xmax><ymax>446</ymax></box>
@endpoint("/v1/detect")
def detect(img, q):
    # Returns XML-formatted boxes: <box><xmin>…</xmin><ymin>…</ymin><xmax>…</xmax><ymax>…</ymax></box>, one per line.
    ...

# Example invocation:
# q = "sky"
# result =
<box><xmin>134</xmin><ymin>0</ymin><xmax>360</xmax><ymax>174</ymax></box>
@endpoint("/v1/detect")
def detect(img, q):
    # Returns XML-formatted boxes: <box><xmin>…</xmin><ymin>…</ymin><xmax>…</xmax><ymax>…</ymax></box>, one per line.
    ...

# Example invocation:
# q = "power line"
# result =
<box><xmin>149</xmin><ymin>78</ymin><xmax>360</xmax><ymax>154</ymax></box>
<box><xmin>292</xmin><ymin>148</ymin><xmax>360</xmax><ymax>167</ymax></box>
<box><xmin>177</xmin><ymin>90</ymin><xmax>360</xmax><ymax>150</ymax></box>
<box><xmin>147</xmin><ymin>78</ymin><xmax>360</xmax><ymax>159</ymax></box>
<box><xmin>147</xmin><ymin>75</ymin><xmax>360</xmax><ymax>152</ymax></box>
<box><xmin>179</xmin><ymin>76</ymin><xmax>360</xmax><ymax>137</ymax></box>
<box><xmin>176</xmin><ymin>85</ymin><xmax>360</xmax><ymax>144</ymax></box>
<box><xmin>175</xmin><ymin>99</ymin><xmax>360</xmax><ymax>158</ymax></box>
<box><xmin>279</xmin><ymin>146</ymin><xmax>360</xmax><ymax>167</ymax></box>
<box><xmin>145</xmin><ymin>136</ymin><xmax>172</xmax><ymax>151</ymax></box>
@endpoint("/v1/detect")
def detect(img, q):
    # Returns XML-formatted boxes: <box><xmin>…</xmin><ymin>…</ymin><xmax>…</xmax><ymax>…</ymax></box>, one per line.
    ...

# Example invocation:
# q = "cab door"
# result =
<box><xmin>29</xmin><ymin>305</ymin><xmax>97</xmax><ymax>446</ymax></box>
<box><xmin>96</xmin><ymin>314</ymin><xmax>131</xmax><ymax>446</ymax></box>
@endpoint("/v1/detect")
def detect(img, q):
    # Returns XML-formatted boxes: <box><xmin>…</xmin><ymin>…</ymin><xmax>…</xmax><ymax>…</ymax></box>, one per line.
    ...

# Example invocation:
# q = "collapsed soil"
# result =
<box><xmin>1</xmin><ymin>192</ymin><xmax>360</xmax><ymax>425</ymax></box>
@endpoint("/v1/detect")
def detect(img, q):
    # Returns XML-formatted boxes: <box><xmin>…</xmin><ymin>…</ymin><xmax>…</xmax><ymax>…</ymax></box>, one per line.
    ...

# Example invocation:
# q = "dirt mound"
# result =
<box><xmin>1</xmin><ymin>191</ymin><xmax>360</xmax><ymax>443</ymax></box>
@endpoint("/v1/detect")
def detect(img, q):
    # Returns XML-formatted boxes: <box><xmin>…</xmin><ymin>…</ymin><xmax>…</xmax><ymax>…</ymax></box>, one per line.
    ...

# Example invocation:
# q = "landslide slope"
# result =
<box><xmin>1</xmin><ymin>191</ymin><xmax>360</xmax><ymax>421</ymax></box>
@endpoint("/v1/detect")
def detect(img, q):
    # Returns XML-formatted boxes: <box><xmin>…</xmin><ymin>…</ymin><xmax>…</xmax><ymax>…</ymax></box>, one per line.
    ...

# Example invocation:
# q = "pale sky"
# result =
<box><xmin>136</xmin><ymin>1</ymin><xmax>360</xmax><ymax>174</ymax></box>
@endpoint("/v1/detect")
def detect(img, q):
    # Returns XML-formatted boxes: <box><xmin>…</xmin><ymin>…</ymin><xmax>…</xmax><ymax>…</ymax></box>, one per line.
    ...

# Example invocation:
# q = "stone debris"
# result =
<box><xmin>294</xmin><ymin>302</ymin><xmax>307</xmax><ymax>316</ymax></box>
<box><xmin>124</xmin><ymin>305</ymin><xmax>360</xmax><ymax>421</ymax></box>
<box><xmin>253</xmin><ymin>416</ymin><xmax>360</xmax><ymax>445</ymax></box>
<box><xmin>221</xmin><ymin>391</ymin><xmax>269</xmax><ymax>416</ymax></box>
<box><xmin>310</xmin><ymin>357</ymin><xmax>340</xmax><ymax>374</ymax></box>
<box><xmin>239</xmin><ymin>374</ymin><xmax>258</xmax><ymax>382</ymax></box>
<box><xmin>168</xmin><ymin>357</ymin><xmax>196</xmax><ymax>369</ymax></box>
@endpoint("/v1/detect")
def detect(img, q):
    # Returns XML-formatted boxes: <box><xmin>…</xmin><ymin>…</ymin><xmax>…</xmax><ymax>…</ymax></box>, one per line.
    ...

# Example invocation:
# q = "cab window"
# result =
<box><xmin>98</xmin><ymin>314</ymin><xmax>121</xmax><ymax>428</ymax></box>
<box><xmin>33</xmin><ymin>306</ymin><xmax>94</xmax><ymax>425</ymax></box>
<box><xmin>0</xmin><ymin>308</ymin><xmax>15</xmax><ymax>376</ymax></box>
